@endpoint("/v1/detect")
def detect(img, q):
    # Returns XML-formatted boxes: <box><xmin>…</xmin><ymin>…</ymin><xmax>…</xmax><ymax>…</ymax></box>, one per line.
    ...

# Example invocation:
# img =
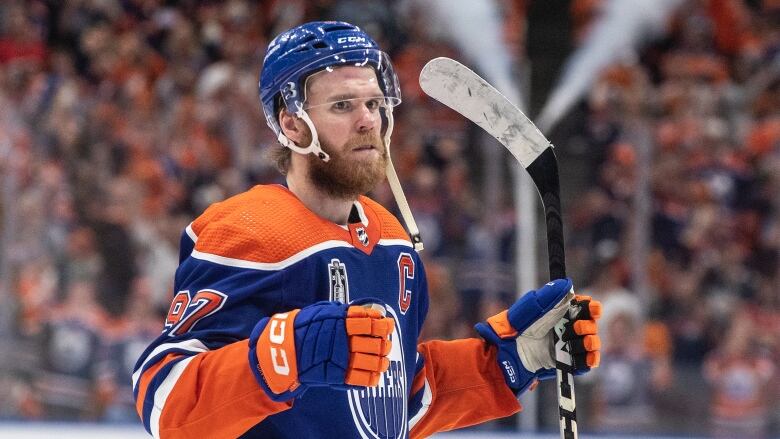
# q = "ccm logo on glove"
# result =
<box><xmin>269</xmin><ymin>313</ymin><xmax>292</xmax><ymax>375</ymax></box>
<box><xmin>256</xmin><ymin>310</ymin><xmax>301</xmax><ymax>394</ymax></box>
<box><xmin>502</xmin><ymin>360</ymin><xmax>517</xmax><ymax>384</ymax></box>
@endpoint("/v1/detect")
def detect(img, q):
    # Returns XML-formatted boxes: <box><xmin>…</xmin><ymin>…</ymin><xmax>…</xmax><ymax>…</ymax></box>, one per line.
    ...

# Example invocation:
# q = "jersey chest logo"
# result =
<box><xmin>347</xmin><ymin>305</ymin><xmax>408</xmax><ymax>439</ymax></box>
<box><xmin>328</xmin><ymin>258</ymin><xmax>350</xmax><ymax>303</ymax></box>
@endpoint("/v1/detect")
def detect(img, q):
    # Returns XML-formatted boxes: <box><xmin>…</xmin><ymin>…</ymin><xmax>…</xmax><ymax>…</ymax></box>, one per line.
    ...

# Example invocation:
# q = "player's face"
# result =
<box><xmin>302</xmin><ymin>66</ymin><xmax>388</xmax><ymax>198</ymax></box>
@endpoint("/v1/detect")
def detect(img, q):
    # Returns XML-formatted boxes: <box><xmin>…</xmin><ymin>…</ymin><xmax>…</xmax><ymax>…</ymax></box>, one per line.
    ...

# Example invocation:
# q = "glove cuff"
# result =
<box><xmin>248</xmin><ymin>311</ymin><xmax>304</xmax><ymax>402</ymax></box>
<box><xmin>475</xmin><ymin>322</ymin><xmax>537</xmax><ymax>395</ymax></box>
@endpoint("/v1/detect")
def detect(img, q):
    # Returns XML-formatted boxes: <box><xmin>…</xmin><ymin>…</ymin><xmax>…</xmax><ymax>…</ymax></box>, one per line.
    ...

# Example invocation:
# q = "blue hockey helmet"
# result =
<box><xmin>259</xmin><ymin>21</ymin><xmax>401</xmax><ymax>154</ymax></box>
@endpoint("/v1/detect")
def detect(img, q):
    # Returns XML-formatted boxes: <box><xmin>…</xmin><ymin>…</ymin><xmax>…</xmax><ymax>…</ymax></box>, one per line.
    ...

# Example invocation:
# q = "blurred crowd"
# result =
<box><xmin>563</xmin><ymin>1</ymin><xmax>780</xmax><ymax>437</ymax></box>
<box><xmin>0</xmin><ymin>0</ymin><xmax>777</xmax><ymax>437</ymax></box>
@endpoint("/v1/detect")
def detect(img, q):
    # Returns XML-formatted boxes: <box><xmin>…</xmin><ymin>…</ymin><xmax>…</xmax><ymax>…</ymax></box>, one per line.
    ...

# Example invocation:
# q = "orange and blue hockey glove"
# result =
<box><xmin>249</xmin><ymin>300</ymin><xmax>394</xmax><ymax>401</ymax></box>
<box><xmin>475</xmin><ymin>278</ymin><xmax>601</xmax><ymax>394</ymax></box>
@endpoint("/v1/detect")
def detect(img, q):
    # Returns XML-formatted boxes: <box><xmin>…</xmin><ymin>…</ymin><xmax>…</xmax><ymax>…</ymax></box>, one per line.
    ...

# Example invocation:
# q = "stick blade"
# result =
<box><xmin>419</xmin><ymin>57</ymin><xmax>551</xmax><ymax>169</ymax></box>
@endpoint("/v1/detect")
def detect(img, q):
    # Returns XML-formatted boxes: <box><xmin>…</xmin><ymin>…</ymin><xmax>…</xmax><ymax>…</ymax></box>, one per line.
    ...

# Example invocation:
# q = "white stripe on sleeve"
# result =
<box><xmin>150</xmin><ymin>356</ymin><xmax>196</xmax><ymax>439</ymax></box>
<box><xmin>132</xmin><ymin>339</ymin><xmax>209</xmax><ymax>390</ymax></box>
<box><xmin>408</xmin><ymin>377</ymin><xmax>433</xmax><ymax>430</ymax></box>
<box><xmin>185</xmin><ymin>223</ymin><xmax>198</xmax><ymax>243</ymax></box>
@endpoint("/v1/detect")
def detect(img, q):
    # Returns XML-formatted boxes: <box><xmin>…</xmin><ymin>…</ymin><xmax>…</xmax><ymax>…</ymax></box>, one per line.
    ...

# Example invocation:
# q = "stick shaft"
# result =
<box><xmin>527</xmin><ymin>148</ymin><xmax>578</xmax><ymax>439</ymax></box>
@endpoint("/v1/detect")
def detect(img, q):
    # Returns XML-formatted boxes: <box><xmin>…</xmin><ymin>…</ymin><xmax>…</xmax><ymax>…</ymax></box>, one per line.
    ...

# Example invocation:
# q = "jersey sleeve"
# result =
<box><xmin>408</xmin><ymin>339</ymin><xmax>521</xmax><ymax>438</ymax></box>
<box><xmin>132</xmin><ymin>230</ymin><xmax>293</xmax><ymax>438</ymax></box>
<box><xmin>405</xmin><ymin>260</ymin><xmax>521</xmax><ymax>438</ymax></box>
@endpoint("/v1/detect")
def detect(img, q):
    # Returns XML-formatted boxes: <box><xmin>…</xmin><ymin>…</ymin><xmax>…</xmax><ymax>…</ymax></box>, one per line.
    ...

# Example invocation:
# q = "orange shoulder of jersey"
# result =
<box><xmin>189</xmin><ymin>185</ymin><xmax>413</xmax><ymax>265</ymax></box>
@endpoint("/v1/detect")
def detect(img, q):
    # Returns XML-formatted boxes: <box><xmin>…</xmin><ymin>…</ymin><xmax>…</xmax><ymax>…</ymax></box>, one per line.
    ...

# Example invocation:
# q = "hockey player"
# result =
<box><xmin>133</xmin><ymin>21</ymin><xmax>602</xmax><ymax>438</ymax></box>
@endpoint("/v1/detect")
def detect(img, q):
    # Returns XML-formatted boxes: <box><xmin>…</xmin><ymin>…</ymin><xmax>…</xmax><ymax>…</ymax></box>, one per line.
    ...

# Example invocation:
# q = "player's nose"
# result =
<box><xmin>354</xmin><ymin>105</ymin><xmax>378</xmax><ymax>133</ymax></box>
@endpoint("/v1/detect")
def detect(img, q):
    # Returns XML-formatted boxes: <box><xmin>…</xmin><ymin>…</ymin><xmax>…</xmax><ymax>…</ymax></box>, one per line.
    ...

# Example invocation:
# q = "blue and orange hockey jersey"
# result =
<box><xmin>133</xmin><ymin>185</ymin><xmax>520</xmax><ymax>438</ymax></box>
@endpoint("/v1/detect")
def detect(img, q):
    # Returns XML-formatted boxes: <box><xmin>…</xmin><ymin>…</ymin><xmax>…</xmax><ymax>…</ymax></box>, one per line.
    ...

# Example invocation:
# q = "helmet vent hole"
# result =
<box><xmin>311</xmin><ymin>42</ymin><xmax>328</xmax><ymax>49</ymax></box>
<box><xmin>323</xmin><ymin>24</ymin><xmax>354</xmax><ymax>32</ymax></box>
<box><xmin>292</xmin><ymin>35</ymin><xmax>316</xmax><ymax>52</ymax></box>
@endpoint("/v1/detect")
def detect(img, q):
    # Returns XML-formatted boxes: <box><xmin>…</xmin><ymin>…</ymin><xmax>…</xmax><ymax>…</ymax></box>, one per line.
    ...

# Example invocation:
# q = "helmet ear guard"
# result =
<box><xmin>276</xmin><ymin>104</ymin><xmax>330</xmax><ymax>162</ymax></box>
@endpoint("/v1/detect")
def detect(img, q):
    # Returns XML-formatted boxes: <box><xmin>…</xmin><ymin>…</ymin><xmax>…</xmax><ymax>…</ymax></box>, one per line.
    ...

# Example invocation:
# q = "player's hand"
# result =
<box><xmin>474</xmin><ymin>278</ymin><xmax>601</xmax><ymax>394</ymax></box>
<box><xmin>249</xmin><ymin>301</ymin><xmax>394</xmax><ymax>401</ymax></box>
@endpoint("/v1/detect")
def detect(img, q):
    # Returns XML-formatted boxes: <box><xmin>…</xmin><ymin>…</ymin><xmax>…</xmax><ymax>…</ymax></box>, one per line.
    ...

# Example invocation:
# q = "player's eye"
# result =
<box><xmin>365</xmin><ymin>98</ymin><xmax>383</xmax><ymax>111</ymax></box>
<box><xmin>331</xmin><ymin>100</ymin><xmax>352</xmax><ymax>112</ymax></box>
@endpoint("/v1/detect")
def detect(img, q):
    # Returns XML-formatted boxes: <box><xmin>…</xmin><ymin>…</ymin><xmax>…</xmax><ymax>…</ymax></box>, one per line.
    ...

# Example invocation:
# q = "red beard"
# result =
<box><xmin>307</xmin><ymin>132</ymin><xmax>388</xmax><ymax>199</ymax></box>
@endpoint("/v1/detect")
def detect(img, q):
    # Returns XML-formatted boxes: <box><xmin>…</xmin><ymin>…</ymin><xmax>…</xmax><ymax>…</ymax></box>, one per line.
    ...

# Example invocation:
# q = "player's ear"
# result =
<box><xmin>279</xmin><ymin>109</ymin><xmax>305</xmax><ymax>144</ymax></box>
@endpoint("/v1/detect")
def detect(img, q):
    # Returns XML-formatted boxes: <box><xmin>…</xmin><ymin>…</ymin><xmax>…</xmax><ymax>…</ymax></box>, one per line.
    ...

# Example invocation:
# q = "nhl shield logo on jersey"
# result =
<box><xmin>347</xmin><ymin>305</ymin><xmax>407</xmax><ymax>439</ymax></box>
<box><xmin>356</xmin><ymin>226</ymin><xmax>369</xmax><ymax>247</ymax></box>
<box><xmin>328</xmin><ymin>259</ymin><xmax>349</xmax><ymax>303</ymax></box>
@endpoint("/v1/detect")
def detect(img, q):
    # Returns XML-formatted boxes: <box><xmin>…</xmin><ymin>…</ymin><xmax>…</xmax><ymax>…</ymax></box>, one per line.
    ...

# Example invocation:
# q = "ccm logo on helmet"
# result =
<box><xmin>269</xmin><ymin>313</ymin><xmax>291</xmax><ymax>375</ymax></box>
<box><xmin>337</xmin><ymin>36</ymin><xmax>366</xmax><ymax>44</ymax></box>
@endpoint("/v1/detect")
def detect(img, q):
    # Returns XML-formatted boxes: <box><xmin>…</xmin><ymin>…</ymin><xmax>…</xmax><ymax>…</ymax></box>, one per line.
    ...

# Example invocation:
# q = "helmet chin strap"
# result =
<box><xmin>383</xmin><ymin>106</ymin><xmax>424</xmax><ymax>251</ymax></box>
<box><xmin>277</xmin><ymin>107</ymin><xmax>331</xmax><ymax>162</ymax></box>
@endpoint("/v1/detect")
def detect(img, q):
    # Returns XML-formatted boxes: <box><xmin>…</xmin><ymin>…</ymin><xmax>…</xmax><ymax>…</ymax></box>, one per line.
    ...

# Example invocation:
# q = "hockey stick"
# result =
<box><xmin>419</xmin><ymin>57</ymin><xmax>578</xmax><ymax>439</ymax></box>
